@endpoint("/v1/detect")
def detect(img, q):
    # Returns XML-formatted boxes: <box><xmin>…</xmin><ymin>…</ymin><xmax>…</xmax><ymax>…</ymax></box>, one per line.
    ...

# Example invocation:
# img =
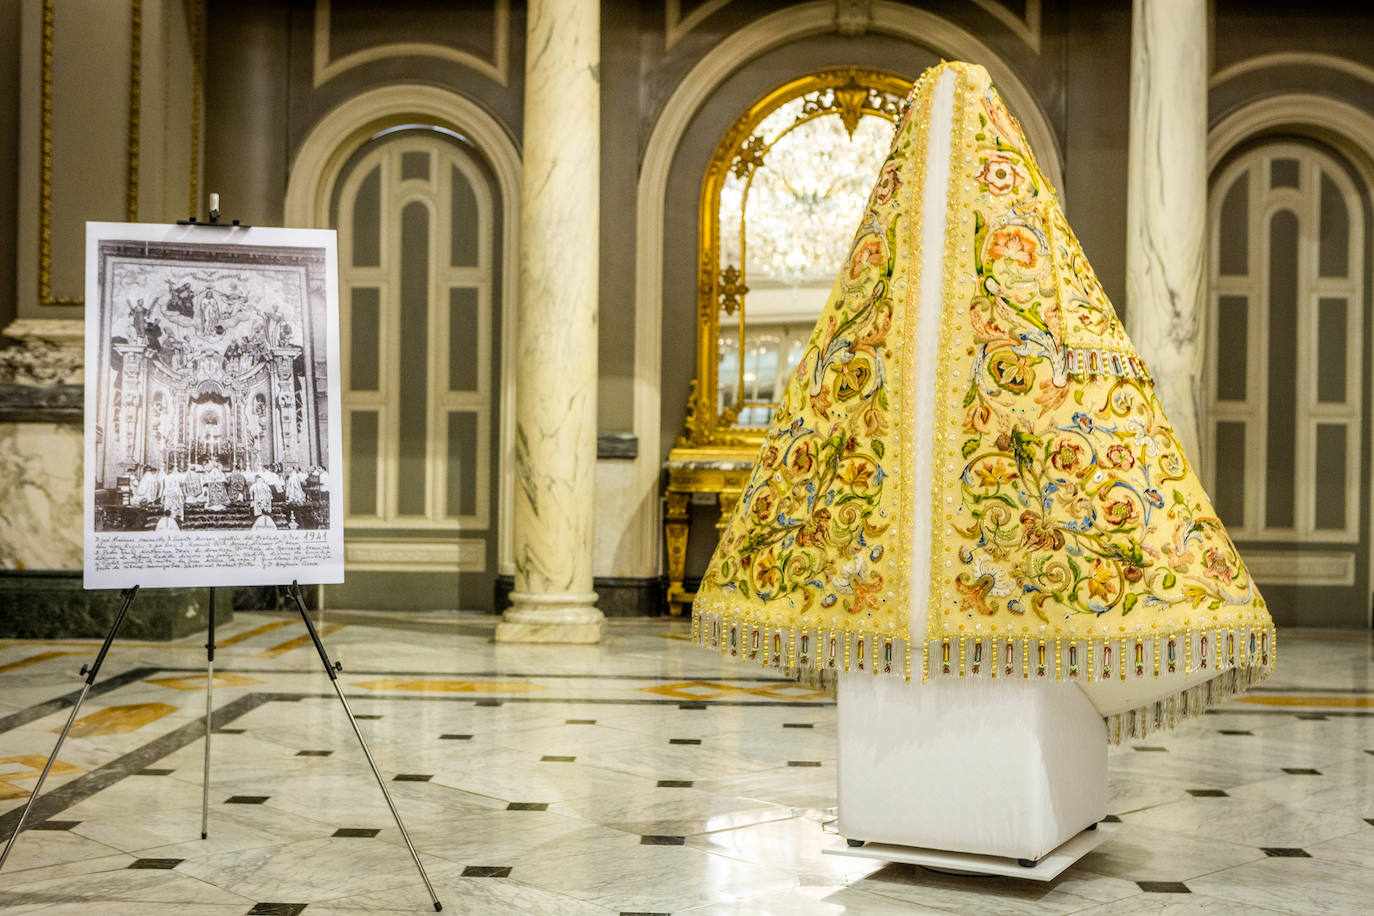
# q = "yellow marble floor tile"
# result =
<box><xmin>745</xmin><ymin>682</ymin><xmax>829</xmax><ymax>701</ymax></box>
<box><xmin>144</xmin><ymin>672</ymin><xmax>263</xmax><ymax>691</ymax></box>
<box><xmin>640</xmin><ymin>680</ymin><xmax>752</xmax><ymax>700</ymax></box>
<box><xmin>258</xmin><ymin>623</ymin><xmax>346</xmax><ymax>658</ymax></box>
<box><xmin>0</xmin><ymin>753</ymin><xmax>83</xmax><ymax>798</ymax></box>
<box><xmin>640</xmin><ymin>681</ymin><xmax>827</xmax><ymax>701</ymax></box>
<box><xmin>351</xmin><ymin>679</ymin><xmax>546</xmax><ymax>693</ymax></box>
<box><xmin>60</xmin><ymin>702</ymin><xmax>178</xmax><ymax>737</ymax></box>
<box><xmin>0</xmin><ymin>650</ymin><xmax>90</xmax><ymax>675</ymax></box>
<box><xmin>215</xmin><ymin>618</ymin><xmax>296</xmax><ymax>647</ymax></box>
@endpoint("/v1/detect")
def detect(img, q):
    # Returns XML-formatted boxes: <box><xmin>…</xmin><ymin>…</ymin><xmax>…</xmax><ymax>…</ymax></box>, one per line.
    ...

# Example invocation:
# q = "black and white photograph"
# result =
<box><xmin>83</xmin><ymin>222</ymin><xmax>343</xmax><ymax>588</ymax></box>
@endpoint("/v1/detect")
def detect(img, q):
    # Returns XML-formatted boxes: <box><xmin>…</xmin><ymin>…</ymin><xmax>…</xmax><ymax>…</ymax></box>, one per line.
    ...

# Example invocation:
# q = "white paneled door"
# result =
<box><xmin>1207</xmin><ymin>141</ymin><xmax>1368</xmax><ymax>620</ymax></box>
<box><xmin>330</xmin><ymin>128</ymin><xmax>500</xmax><ymax>604</ymax></box>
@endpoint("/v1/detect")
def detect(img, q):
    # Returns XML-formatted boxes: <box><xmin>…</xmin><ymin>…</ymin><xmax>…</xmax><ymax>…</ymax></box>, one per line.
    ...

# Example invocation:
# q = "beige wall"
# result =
<box><xmin>18</xmin><ymin>0</ymin><xmax>132</xmax><ymax>317</ymax></box>
<box><xmin>596</xmin><ymin>0</ymin><xmax>642</xmax><ymax>433</ymax></box>
<box><xmin>203</xmin><ymin>0</ymin><xmax>287</xmax><ymax>228</ymax></box>
<box><xmin>10</xmin><ymin>0</ymin><xmax>199</xmax><ymax>321</ymax></box>
<box><xmin>1062</xmin><ymin>0</ymin><xmax>1131</xmax><ymax>313</ymax></box>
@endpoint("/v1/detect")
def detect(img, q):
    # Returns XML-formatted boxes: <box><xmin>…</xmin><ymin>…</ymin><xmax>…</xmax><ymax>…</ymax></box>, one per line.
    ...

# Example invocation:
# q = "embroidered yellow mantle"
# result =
<box><xmin>692</xmin><ymin>61</ymin><xmax>1274</xmax><ymax>738</ymax></box>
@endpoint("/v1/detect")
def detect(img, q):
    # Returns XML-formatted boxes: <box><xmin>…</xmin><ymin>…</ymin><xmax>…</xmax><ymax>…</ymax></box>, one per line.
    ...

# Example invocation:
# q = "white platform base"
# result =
<box><xmin>837</xmin><ymin>675</ymin><xmax>1106</xmax><ymax>862</ymax></box>
<box><xmin>822</xmin><ymin>824</ymin><xmax>1110</xmax><ymax>882</ymax></box>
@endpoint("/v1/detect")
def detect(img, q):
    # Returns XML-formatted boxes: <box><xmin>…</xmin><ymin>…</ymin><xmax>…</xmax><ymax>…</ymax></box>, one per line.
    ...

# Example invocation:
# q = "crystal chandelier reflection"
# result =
<box><xmin>745</xmin><ymin>113</ymin><xmax>894</xmax><ymax>287</ymax></box>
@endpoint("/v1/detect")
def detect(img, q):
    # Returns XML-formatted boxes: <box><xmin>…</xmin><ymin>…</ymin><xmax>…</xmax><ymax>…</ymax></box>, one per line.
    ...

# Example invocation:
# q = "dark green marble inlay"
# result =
<box><xmin>0</xmin><ymin>570</ymin><xmax>233</xmax><ymax>640</ymax></box>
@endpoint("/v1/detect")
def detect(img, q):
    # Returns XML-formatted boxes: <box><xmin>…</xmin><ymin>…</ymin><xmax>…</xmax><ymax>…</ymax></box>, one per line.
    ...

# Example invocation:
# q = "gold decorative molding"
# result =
<box><xmin>37</xmin><ymin>0</ymin><xmax>142</xmax><ymax>307</ymax></box>
<box><xmin>662</xmin><ymin>456</ymin><xmax>754</xmax><ymax>614</ymax></box>
<box><xmin>188</xmin><ymin>0</ymin><xmax>203</xmax><ymax>217</ymax></box>
<box><xmin>126</xmin><ymin>0</ymin><xmax>141</xmax><ymax>222</ymax></box>
<box><xmin>312</xmin><ymin>0</ymin><xmax>509</xmax><ymax>88</ymax></box>
<box><xmin>717</xmin><ymin>265</ymin><xmax>746</xmax><ymax>315</ymax></box>
<box><xmin>36</xmin><ymin>0</ymin><xmax>75</xmax><ymax>305</ymax></box>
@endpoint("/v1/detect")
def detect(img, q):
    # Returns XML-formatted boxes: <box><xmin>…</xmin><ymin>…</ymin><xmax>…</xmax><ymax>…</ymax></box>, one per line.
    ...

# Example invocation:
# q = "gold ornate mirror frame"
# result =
<box><xmin>676</xmin><ymin>66</ymin><xmax>915</xmax><ymax>454</ymax></box>
<box><xmin>664</xmin><ymin>67</ymin><xmax>914</xmax><ymax>615</ymax></box>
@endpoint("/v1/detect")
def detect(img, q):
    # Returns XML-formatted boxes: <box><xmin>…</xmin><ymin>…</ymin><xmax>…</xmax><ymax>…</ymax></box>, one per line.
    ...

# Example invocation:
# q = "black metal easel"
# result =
<box><xmin>0</xmin><ymin>200</ymin><xmax>441</xmax><ymax>910</ymax></box>
<box><xmin>201</xmin><ymin>587</ymin><xmax>215</xmax><ymax>839</ymax></box>
<box><xmin>0</xmin><ymin>583</ymin><xmax>440</xmax><ymax>910</ymax></box>
<box><xmin>0</xmin><ymin>585</ymin><xmax>141</xmax><ymax>874</ymax></box>
<box><xmin>284</xmin><ymin>580</ymin><xmax>440</xmax><ymax>911</ymax></box>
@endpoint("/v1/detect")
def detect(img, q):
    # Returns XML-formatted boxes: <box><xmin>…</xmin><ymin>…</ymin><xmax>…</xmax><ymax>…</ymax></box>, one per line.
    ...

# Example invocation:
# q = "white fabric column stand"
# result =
<box><xmin>496</xmin><ymin>0</ymin><xmax>604</xmax><ymax>644</ymax></box>
<box><xmin>837</xmin><ymin>676</ymin><xmax>1107</xmax><ymax>863</ymax></box>
<box><xmin>1125</xmin><ymin>0</ymin><xmax>1209</xmax><ymax>463</ymax></box>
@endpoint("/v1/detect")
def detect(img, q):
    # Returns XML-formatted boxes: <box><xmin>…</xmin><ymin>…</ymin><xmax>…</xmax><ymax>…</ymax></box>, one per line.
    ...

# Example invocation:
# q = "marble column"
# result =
<box><xmin>1125</xmin><ymin>0</ymin><xmax>1208</xmax><ymax>465</ymax></box>
<box><xmin>495</xmin><ymin>0</ymin><xmax>604</xmax><ymax>644</ymax></box>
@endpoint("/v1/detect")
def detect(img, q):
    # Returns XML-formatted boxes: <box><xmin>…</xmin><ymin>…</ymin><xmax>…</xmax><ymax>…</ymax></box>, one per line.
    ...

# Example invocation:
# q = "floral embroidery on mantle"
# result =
<box><xmin>692</xmin><ymin>63</ymin><xmax>1273</xmax><ymax>736</ymax></box>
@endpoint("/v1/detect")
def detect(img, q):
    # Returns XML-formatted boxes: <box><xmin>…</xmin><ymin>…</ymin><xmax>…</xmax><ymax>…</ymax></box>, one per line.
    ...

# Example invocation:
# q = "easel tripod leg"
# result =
<box><xmin>0</xmin><ymin>585</ymin><xmax>140</xmax><ymax>875</ymax></box>
<box><xmin>287</xmin><ymin>582</ymin><xmax>442</xmax><ymax>911</ymax></box>
<box><xmin>201</xmin><ymin>587</ymin><xmax>216</xmax><ymax>840</ymax></box>
<box><xmin>0</xmin><ymin>682</ymin><xmax>91</xmax><ymax>873</ymax></box>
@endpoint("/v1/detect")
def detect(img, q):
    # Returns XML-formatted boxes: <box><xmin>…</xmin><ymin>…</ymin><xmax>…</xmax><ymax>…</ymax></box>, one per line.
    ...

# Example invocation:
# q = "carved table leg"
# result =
<box><xmin>664</xmin><ymin>490</ymin><xmax>691</xmax><ymax>616</ymax></box>
<box><xmin>716</xmin><ymin>489</ymin><xmax>742</xmax><ymax>533</ymax></box>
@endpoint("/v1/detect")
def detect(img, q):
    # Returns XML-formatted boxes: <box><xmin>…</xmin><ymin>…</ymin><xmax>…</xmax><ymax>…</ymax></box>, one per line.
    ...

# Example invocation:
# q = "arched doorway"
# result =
<box><xmin>285</xmin><ymin>88</ymin><xmax>519</xmax><ymax>611</ymax></box>
<box><xmin>1206</xmin><ymin>138</ymin><xmax>1370</xmax><ymax>626</ymax></box>
<box><xmin>334</xmin><ymin>128</ymin><xmax>501</xmax><ymax>609</ymax></box>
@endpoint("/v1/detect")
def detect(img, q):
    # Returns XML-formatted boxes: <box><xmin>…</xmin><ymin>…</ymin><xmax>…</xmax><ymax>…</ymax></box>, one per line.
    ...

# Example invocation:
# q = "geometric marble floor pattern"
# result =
<box><xmin>0</xmin><ymin>613</ymin><xmax>1369</xmax><ymax>915</ymax></box>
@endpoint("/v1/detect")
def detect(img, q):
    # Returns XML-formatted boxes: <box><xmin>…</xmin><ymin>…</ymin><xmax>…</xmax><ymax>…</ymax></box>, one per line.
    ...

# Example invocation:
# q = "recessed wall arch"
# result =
<box><xmin>284</xmin><ymin>84</ymin><xmax>521</xmax><ymax>577</ymax></box>
<box><xmin>1209</xmin><ymin>53</ymin><xmax>1374</xmax><ymax>93</ymax></box>
<box><xmin>311</xmin><ymin>0</ymin><xmax>512</xmax><ymax>88</ymax></box>
<box><xmin>614</xmin><ymin>0</ymin><xmax>1063</xmax><ymax>580</ymax></box>
<box><xmin>1208</xmin><ymin>93</ymin><xmax>1374</xmax><ymax>193</ymax></box>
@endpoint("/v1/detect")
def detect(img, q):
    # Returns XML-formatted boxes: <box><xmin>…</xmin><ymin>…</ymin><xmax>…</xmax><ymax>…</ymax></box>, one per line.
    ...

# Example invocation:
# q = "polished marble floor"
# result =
<box><xmin>0</xmin><ymin>613</ymin><xmax>1370</xmax><ymax>915</ymax></box>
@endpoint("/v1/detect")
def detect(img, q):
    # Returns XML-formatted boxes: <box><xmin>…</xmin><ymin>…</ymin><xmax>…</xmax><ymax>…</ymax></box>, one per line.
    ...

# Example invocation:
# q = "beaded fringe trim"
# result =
<box><xmin>1063</xmin><ymin>345</ymin><xmax>1153</xmax><ymax>382</ymax></box>
<box><xmin>1103</xmin><ymin>665</ymin><xmax>1263</xmax><ymax>743</ymax></box>
<box><xmin>693</xmin><ymin>610</ymin><xmax>1275</xmax><ymax>741</ymax></box>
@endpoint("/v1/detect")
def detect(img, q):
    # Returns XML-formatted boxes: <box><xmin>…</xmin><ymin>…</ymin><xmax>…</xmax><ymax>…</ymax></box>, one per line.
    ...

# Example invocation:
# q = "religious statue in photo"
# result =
<box><xmin>693</xmin><ymin>60</ymin><xmax>1274</xmax><ymax>741</ymax></box>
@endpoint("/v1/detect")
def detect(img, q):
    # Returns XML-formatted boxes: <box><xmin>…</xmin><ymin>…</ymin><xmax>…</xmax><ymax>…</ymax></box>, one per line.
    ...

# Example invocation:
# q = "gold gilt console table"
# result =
<box><xmin>663</xmin><ymin>446</ymin><xmax>754</xmax><ymax>616</ymax></box>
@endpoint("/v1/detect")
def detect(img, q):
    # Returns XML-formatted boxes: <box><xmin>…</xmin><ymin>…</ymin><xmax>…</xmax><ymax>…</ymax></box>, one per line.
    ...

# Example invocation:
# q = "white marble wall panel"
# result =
<box><xmin>0</xmin><ymin>421</ymin><xmax>82</xmax><ymax>569</ymax></box>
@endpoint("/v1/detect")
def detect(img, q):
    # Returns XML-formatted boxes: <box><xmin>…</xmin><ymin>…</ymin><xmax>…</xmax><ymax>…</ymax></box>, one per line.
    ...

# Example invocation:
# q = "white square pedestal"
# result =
<box><xmin>836</xmin><ymin>674</ymin><xmax>1107</xmax><ymax>865</ymax></box>
<box><xmin>822</xmin><ymin>823</ymin><xmax>1111</xmax><ymax>882</ymax></box>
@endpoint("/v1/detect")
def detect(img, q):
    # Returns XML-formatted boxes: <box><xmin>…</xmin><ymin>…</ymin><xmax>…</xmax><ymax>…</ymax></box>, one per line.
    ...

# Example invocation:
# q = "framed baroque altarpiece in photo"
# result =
<box><xmin>83</xmin><ymin>223</ymin><xmax>344</xmax><ymax>589</ymax></box>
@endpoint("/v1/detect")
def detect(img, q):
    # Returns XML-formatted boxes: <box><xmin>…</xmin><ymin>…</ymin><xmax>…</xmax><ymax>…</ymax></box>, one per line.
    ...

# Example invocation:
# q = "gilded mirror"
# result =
<box><xmin>679</xmin><ymin>67</ymin><xmax>914</xmax><ymax>450</ymax></box>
